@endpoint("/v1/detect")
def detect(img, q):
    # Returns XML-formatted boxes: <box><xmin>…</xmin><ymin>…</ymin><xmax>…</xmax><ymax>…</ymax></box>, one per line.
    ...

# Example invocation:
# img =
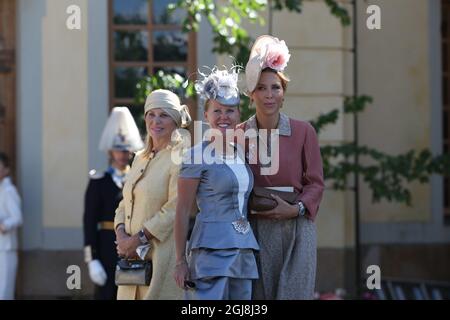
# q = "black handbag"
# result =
<box><xmin>115</xmin><ymin>259</ymin><xmax>152</xmax><ymax>286</ymax></box>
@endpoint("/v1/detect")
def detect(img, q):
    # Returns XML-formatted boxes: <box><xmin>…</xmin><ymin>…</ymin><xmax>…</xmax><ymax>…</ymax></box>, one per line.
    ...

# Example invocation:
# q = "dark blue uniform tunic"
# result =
<box><xmin>83</xmin><ymin>168</ymin><xmax>123</xmax><ymax>300</ymax></box>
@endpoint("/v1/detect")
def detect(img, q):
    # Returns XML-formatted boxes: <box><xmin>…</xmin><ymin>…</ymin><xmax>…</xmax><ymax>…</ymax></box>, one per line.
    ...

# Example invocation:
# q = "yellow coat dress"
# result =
<box><xmin>114</xmin><ymin>142</ymin><xmax>185</xmax><ymax>300</ymax></box>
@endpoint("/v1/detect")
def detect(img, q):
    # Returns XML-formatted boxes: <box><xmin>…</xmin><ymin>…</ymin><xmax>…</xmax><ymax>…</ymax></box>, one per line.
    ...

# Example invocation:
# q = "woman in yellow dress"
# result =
<box><xmin>114</xmin><ymin>89</ymin><xmax>192</xmax><ymax>300</ymax></box>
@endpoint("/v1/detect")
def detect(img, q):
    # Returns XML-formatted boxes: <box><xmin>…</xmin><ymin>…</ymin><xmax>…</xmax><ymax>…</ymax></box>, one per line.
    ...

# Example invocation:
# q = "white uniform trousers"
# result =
<box><xmin>0</xmin><ymin>251</ymin><xmax>18</xmax><ymax>300</ymax></box>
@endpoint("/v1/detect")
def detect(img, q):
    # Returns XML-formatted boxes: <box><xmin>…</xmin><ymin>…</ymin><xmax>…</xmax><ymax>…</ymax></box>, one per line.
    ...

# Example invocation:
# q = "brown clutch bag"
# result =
<box><xmin>249</xmin><ymin>187</ymin><xmax>299</xmax><ymax>212</ymax></box>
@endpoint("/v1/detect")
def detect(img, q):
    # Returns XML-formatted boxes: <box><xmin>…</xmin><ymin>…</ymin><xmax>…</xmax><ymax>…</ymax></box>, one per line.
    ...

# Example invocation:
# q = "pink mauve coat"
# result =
<box><xmin>238</xmin><ymin>112</ymin><xmax>325</xmax><ymax>300</ymax></box>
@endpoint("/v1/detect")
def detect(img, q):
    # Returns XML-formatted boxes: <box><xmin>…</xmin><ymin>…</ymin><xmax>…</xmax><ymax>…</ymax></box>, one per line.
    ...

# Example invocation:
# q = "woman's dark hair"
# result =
<box><xmin>261</xmin><ymin>67</ymin><xmax>290</xmax><ymax>91</ymax></box>
<box><xmin>0</xmin><ymin>152</ymin><xmax>9</xmax><ymax>168</ymax></box>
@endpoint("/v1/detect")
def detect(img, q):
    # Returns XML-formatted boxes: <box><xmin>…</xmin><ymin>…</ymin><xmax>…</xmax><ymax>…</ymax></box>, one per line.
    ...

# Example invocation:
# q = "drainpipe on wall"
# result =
<box><xmin>352</xmin><ymin>0</ymin><xmax>362</xmax><ymax>299</ymax></box>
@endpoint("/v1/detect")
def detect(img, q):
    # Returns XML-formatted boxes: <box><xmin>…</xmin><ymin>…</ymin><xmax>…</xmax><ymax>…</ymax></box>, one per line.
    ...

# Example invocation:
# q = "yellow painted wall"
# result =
<box><xmin>358</xmin><ymin>0</ymin><xmax>431</xmax><ymax>222</ymax></box>
<box><xmin>42</xmin><ymin>0</ymin><xmax>88</xmax><ymax>227</ymax></box>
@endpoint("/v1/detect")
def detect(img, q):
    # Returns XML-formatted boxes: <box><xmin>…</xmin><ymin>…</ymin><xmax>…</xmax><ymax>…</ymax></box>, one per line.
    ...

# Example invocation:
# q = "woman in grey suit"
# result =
<box><xmin>173</xmin><ymin>66</ymin><xmax>259</xmax><ymax>300</ymax></box>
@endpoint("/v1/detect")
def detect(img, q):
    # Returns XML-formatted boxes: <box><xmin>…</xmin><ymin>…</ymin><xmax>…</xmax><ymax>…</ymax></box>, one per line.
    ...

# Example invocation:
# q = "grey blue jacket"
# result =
<box><xmin>180</xmin><ymin>141</ymin><xmax>260</xmax><ymax>251</ymax></box>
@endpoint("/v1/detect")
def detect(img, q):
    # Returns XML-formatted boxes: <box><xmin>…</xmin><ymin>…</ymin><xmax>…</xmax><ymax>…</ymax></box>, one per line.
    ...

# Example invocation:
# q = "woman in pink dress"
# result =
<box><xmin>239</xmin><ymin>35</ymin><xmax>325</xmax><ymax>299</ymax></box>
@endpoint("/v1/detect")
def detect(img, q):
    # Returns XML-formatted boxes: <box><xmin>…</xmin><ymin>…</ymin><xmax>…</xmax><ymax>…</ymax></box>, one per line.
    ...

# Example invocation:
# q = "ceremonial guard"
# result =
<box><xmin>83</xmin><ymin>107</ymin><xmax>144</xmax><ymax>300</ymax></box>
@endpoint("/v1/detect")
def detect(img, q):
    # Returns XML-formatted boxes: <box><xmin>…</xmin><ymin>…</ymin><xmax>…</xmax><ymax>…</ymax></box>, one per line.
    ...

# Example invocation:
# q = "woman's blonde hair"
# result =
<box><xmin>204</xmin><ymin>98</ymin><xmax>212</xmax><ymax>111</ymax></box>
<box><xmin>204</xmin><ymin>98</ymin><xmax>242</xmax><ymax>112</ymax></box>
<box><xmin>142</xmin><ymin>130</ymin><xmax>155</xmax><ymax>159</ymax></box>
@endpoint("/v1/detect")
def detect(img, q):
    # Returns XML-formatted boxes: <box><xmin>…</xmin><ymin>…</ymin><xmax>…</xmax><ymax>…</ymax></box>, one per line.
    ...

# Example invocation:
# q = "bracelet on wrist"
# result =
<box><xmin>176</xmin><ymin>260</ymin><xmax>187</xmax><ymax>267</ymax></box>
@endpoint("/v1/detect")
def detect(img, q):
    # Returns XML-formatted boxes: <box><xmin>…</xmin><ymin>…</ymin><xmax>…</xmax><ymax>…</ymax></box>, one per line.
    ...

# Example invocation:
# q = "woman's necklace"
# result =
<box><xmin>223</xmin><ymin>148</ymin><xmax>251</xmax><ymax>235</ymax></box>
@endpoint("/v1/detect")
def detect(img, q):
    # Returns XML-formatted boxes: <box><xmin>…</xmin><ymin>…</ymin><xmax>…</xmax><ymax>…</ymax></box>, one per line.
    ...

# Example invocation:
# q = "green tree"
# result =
<box><xmin>312</xmin><ymin>96</ymin><xmax>450</xmax><ymax>205</ymax></box>
<box><xmin>168</xmin><ymin>0</ymin><xmax>350</xmax><ymax>66</ymax></box>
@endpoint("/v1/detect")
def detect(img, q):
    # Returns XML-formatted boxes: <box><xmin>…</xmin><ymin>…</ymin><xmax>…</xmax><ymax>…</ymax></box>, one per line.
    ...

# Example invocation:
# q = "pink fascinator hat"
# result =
<box><xmin>245</xmin><ymin>35</ymin><xmax>291</xmax><ymax>93</ymax></box>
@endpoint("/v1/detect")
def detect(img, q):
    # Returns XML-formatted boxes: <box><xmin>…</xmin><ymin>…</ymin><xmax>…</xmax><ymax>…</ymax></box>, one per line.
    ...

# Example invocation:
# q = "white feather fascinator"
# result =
<box><xmin>194</xmin><ymin>65</ymin><xmax>241</xmax><ymax>106</ymax></box>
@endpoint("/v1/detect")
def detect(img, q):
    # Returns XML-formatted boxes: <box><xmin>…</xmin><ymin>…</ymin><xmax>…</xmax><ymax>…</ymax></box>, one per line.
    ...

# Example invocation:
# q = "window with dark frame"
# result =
<box><xmin>442</xmin><ymin>0</ymin><xmax>450</xmax><ymax>222</ymax></box>
<box><xmin>109</xmin><ymin>0</ymin><xmax>196</xmax><ymax>131</ymax></box>
<box><xmin>0</xmin><ymin>0</ymin><xmax>16</xmax><ymax>178</ymax></box>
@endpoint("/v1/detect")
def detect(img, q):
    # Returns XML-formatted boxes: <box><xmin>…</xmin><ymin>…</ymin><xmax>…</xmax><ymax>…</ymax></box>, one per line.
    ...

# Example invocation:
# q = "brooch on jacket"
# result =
<box><xmin>232</xmin><ymin>218</ymin><xmax>250</xmax><ymax>234</ymax></box>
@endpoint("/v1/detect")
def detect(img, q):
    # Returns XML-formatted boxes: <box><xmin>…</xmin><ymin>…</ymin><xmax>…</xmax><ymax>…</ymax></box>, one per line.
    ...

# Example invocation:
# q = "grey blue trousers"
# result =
<box><xmin>185</xmin><ymin>277</ymin><xmax>252</xmax><ymax>300</ymax></box>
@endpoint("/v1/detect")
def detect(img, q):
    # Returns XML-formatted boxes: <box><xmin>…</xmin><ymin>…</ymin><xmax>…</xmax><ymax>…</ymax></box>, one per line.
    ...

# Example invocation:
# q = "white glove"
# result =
<box><xmin>88</xmin><ymin>260</ymin><xmax>107</xmax><ymax>286</ymax></box>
